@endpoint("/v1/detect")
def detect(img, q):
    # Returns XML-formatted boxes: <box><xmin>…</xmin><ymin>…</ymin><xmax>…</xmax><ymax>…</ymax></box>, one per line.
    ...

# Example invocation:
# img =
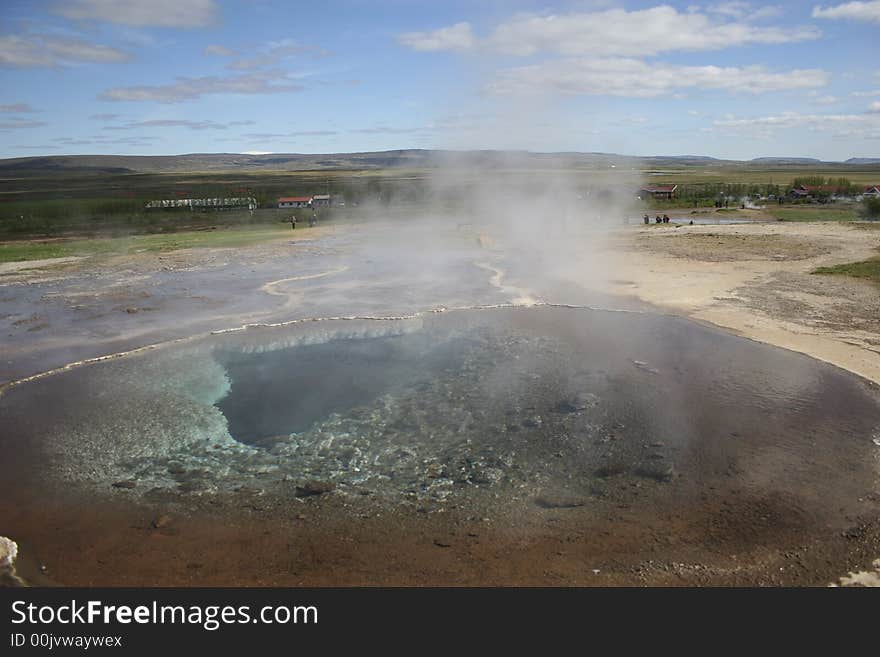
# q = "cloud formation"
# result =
<box><xmin>99</xmin><ymin>71</ymin><xmax>302</xmax><ymax>102</ymax></box>
<box><xmin>205</xmin><ymin>44</ymin><xmax>236</xmax><ymax>56</ymax></box>
<box><xmin>106</xmin><ymin>119</ymin><xmax>256</xmax><ymax>130</ymax></box>
<box><xmin>813</xmin><ymin>1</ymin><xmax>880</xmax><ymax>23</ymax></box>
<box><xmin>54</xmin><ymin>0</ymin><xmax>219</xmax><ymax>28</ymax></box>
<box><xmin>0</xmin><ymin>103</ymin><xmax>37</xmax><ymax>113</ymax></box>
<box><xmin>398</xmin><ymin>7</ymin><xmax>820</xmax><ymax>57</ymax></box>
<box><xmin>225</xmin><ymin>39</ymin><xmax>327</xmax><ymax>70</ymax></box>
<box><xmin>810</xmin><ymin>94</ymin><xmax>839</xmax><ymax>105</ymax></box>
<box><xmin>708</xmin><ymin>2</ymin><xmax>783</xmax><ymax>20</ymax></box>
<box><xmin>713</xmin><ymin>110</ymin><xmax>880</xmax><ymax>140</ymax></box>
<box><xmin>0</xmin><ymin>34</ymin><xmax>130</xmax><ymax>67</ymax></box>
<box><xmin>242</xmin><ymin>130</ymin><xmax>339</xmax><ymax>138</ymax></box>
<box><xmin>0</xmin><ymin>119</ymin><xmax>47</xmax><ymax>130</ymax></box>
<box><xmin>397</xmin><ymin>22</ymin><xmax>476</xmax><ymax>52</ymax></box>
<box><xmin>488</xmin><ymin>58</ymin><xmax>830</xmax><ymax>97</ymax></box>
<box><xmin>349</xmin><ymin>126</ymin><xmax>423</xmax><ymax>134</ymax></box>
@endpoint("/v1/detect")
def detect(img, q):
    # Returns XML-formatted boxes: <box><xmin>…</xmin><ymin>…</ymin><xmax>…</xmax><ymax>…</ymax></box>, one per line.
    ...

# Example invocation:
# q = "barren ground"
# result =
<box><xmin>604</xmin><ymin>221</ymin><xmax>880</xmax><ymax>386</ymax></box>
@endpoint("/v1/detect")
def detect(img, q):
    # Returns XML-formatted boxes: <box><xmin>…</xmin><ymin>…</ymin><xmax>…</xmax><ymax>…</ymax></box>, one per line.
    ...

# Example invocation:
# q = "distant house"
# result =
<box><xmin>863</xmin><ymin>185</ymin><xmax>880</xmax><ymax>198</ymax></box>
<box><xmin>311</xmin><ymin>194</ymin><xmax>331</xmax><ymax>208</ymax></box>
<box><xmin>277</xmin><ymin>196</ymin><xmax>312</xmax><ymax>208</ymax></box>
<box><xmin>639</xmin><ymin>184</ymin><xmax>678</xmax><ymax>200</ymax></box>
<box><xmin>789</xmin><ymin>184</ymin><xmax>853</xmax><ymax>200</ymax></box>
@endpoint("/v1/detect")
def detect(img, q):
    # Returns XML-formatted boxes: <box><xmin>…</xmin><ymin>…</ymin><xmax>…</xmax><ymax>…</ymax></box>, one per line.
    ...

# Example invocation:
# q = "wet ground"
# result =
<box><xmin>2</xmin><ymin>221</ymin><xmax>880</xmax><ymax>586</ymax></box>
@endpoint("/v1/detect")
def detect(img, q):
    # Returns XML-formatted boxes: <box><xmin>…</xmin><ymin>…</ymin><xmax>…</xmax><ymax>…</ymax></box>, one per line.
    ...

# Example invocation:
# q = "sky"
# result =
<box><xmin>0</xmin><ymin>0</ymin><xmax>878</xmax><ymax>160</ymax></box>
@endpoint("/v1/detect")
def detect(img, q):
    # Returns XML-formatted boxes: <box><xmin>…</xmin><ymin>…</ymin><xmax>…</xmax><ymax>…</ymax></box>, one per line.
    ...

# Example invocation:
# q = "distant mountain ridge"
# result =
<box><xmin>749</xmin><ymin>157</ymin><xmax>824</xmax><ymax>164</ymax></box>
<box><xmin>0</xmin><ymin>150</ymin><xmax>877</xmax><ymax>176</ymax></box>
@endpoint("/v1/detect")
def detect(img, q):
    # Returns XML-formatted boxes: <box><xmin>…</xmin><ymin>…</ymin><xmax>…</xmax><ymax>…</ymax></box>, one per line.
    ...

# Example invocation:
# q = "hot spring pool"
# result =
<box><xmin>1</xmin><ymin>305</ymin><xmax>878</xmax><ymax>525</ymax></box>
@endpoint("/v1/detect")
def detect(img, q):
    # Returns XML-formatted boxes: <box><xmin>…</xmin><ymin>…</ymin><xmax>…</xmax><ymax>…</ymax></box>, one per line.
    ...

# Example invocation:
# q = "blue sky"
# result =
<box><xmin>1</xmin><ymin>0</ymin><xmax>878</xmax><ymax>160</ymax></box>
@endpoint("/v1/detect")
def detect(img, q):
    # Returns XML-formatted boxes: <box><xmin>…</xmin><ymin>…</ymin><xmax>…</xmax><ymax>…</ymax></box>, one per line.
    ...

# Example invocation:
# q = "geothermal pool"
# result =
<box><xmin>2</xmin><ymin>305</ymin><xmax>878</xmax><ymax>518</ymax></box>
<box><xmin>1</xmin><ymin>304</ymin><xmax>879</xmax><ymax>585</ymax></box>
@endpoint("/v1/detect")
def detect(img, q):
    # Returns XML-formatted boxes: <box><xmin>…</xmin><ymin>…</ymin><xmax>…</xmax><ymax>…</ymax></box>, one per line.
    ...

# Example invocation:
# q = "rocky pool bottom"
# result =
<box><xmin>2</xmin><ymin>306</ymin><xmax>880</xmax><ymax>585</ymax></box>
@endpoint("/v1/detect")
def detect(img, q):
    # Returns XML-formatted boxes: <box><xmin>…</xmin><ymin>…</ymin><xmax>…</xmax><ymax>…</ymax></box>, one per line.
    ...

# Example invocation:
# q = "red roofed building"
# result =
<box><xmin>639</xmin><ymin>184</ymin><xmax>678</xmax><ymax>200</ymax></box>
<box><xmin>803</xmin><ymin>185</ymin><xmax>849</xmax><ymax>194</ymax></box>
<box><xmin>863</xmin><ymin>185</ymin><xmax>880</xmax><ymax>198</ymax></box>
<box><xmin>278</xmin><ymin>196</ymin><xmax>313</xmax><ymax>208</ymax></box>
<box><xmin>790</xmin><ymin>184</ymin><xmax>854</xmax><ymax>199</ymax></box>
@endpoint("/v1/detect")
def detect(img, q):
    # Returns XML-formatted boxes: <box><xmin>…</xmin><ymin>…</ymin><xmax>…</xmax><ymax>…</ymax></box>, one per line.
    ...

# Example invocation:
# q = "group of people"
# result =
<box><xmin>643</xmin><ymin>214</ymin><xmax>671</xmax><ymax>224</ymax></box>
<box><xmin>290</xmin><ymin>212</ymin><xmax>319</xmax><ymax>229</ymax></box>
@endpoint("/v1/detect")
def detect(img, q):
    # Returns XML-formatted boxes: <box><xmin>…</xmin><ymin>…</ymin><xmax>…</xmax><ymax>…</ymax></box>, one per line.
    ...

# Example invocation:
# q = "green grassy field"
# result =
<box><xmin>813</xmin><ymin>251</ymin><xmax>880</xmax><ymax>286</ymax></box>
<box><xmin>0</xmin><ymin>225</ymin><xmax>297</xmax><ymax>264</ymax></box>
<box><xmin>1</xmin><ymin>161</ymin><xmax>878</xmax><ymax>240</ymax></box>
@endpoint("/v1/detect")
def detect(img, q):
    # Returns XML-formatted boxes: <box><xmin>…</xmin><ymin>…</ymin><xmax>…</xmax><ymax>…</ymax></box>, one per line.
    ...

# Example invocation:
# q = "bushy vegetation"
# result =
<box><xmin>790</xmin><ymin>176</ymin><xmax>857</xmax><ymax>192</ymax></box>
<box><xmin>858</xmin><ymin>196</ymin><xmax>880</xmax><ymax>220</ymax></box>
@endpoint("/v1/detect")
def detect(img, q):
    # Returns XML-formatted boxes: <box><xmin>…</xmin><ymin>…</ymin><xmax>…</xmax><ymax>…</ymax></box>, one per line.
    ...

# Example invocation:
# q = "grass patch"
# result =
<box><xmin>0</xmin><ymin>225</ymin><xmax>294</xmax><ymax>263</ymax></box>
<box><xmin>813</xmin><ymin>252</ymin><xmax>880</xmax><ymax>285</ymax></box>
<box><xmin>0</xmin><ymin>242</ymin><xmax>73</xmax><ymax>262</ymax></box>
<box><xmin>767</xmin><ymin>206</ymin><xmax>858</xmax><ymax>222</ymax></box>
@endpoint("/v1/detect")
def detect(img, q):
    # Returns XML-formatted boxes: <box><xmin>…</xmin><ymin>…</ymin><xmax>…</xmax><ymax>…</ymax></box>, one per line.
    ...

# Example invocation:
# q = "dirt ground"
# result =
<box><xmin>2</xmin><ymin>219</ymin><xmax>879</xmax><ymax>587</ymax></box>
<box><xmin>603</xmin><ymin>221</ymin><xmax>880</xmax><ymax>387</ymax></box>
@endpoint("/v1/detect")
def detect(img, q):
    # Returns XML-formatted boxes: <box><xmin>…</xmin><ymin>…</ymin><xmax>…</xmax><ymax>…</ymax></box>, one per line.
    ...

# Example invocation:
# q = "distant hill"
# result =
<box><xmin>0</xmin><ymin>150</ymin><xmax>654</xmax><ymax>175</ymax></box>
<box><xmin>750</xmin><ymin>157</ymin><xmax>825</xmax><ymax>165</ymax></box>
<box><xmin>0</xmin><ymin>150</ymin><xmax>877</xmax><ymax>176</ymax></box>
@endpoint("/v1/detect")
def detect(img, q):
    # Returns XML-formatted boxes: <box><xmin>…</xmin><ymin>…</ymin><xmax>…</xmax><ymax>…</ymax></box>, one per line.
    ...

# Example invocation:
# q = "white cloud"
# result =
<box><xmin>708</xmin><ymin>2</ymin><xmax>783</xmax><ymax>20</ymax></box>
<box><xmin>55</xmin><ymin>0</ymin><xmax>219</xmax><ymax>28</ymax></box>
<box><xmin>810</xmin><ymin>94</ymin><xmax>839</xmax><ymax>105</ymax></box>
<box><xmin>240</xmin><ymin>130</ymin><xmax>338</xmax><ymax>139</ymax></box>
<box><xmin>487</xmin><ymin>58</ymin><xmax>830</xmax><ymax>97</ymax></box>
<box><xmin>225</xmin><ymin>57</ymin><xmax>270</xmax><ymax>71</ymax></box>
<box><xmin>106</xmin><ymin>119</ymin><xmax>236</xmax><ymax>130</ymax></box>
<box><xmin>49</xmin><ymin>135</ymin><xmax>160</xmax><ymax>147</ymax></box>
<box><xmin>0</xmin><ymin>103</ymin><xmax>37</xmax><ymax>113</ymax></box>
<box><xmin>397</xmin><ymin>22</ymin><xmax>476</xmax><ymax>53</ymax></box>
<box><xmin>713</xmin><ymin>111</ymin><xmax>880</xmax><ymax>139</ymax></box>
<box><xmin>398</xmin><ymin>7</ymin><xmax>820</xmax><ymax>57</ymax></box>
<box><xmin>614</xmin><ymin>115</ymin><xmax>650</xmax><ymax>125</ymax></box>
<box><xmin>709</xmin><ymin>2</ymin><xmax>754</xmax><ymax>18</ymax></box>
<box><xmin>812</xmin><ymin>1</ymin><xmax>880</xmax><ymax>23</ymax></box>
<box><xmin>870</xmin><ymin>101</ymin><xmax>880</xmax><ymax>113</ymax></box>
<box><xmin>349</xmin><ymin>126</ymin><xmax>423</xmax><ymax>134</ymax></box>
<box><xmin>204</xmin><ymin>44</ymin><xmax>236</xmax><ymax>56</ymax></box>
<box><xmin>851</xmin><ymin>89</ymin><xmax>880</xmax><ymax>97</ymax></box>
<box><xmin>265</xmin><ymin>39</ymin><xmax>312</xmax><ymax>57</ymax></box>
<box><xmin>88</xmin><ymin>112</ymin><xmax>120</xmax><ymax>120</ymax></box>
<box><xmin>488</xmin><ymin>7</ymin><xmax>819</xmax><ymax>56</ymax></box>
<box><xmin>0</xmin><ymin>34</ymin><xmax>130</xmax><ymax>67</ymax></box>
<box><xmin>99</xmin><ymin>71</ymin><xmax>302</xmax><ymax>102</ymax></box>
<box><xmin>0</xmin><ymin>119</ymin><xmax>47</xmax><ymax>129</ymax></box>
<box><xmin>225</xmin><ymin>40</ymin><xmax>325</xmax><ymax>71</ymax></box>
